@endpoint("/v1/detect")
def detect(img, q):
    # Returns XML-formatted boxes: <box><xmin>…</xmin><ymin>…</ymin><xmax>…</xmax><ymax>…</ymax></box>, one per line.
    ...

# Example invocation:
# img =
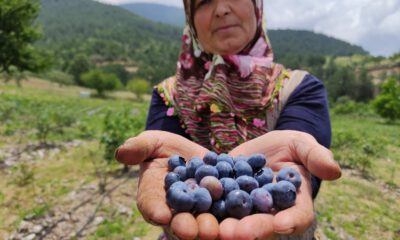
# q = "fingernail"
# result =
<box><xmin>114</xmin><ymin>147</ymin><xmax>121</xmax><ymax>160</ymax></box>
<box><xmin>275</xmin><ymin>228</ymin><xmax>295</xmax><ymax>235</ymax></box>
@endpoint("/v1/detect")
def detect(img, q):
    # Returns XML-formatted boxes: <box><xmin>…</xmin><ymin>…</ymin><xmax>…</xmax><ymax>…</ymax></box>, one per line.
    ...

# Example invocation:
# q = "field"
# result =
<box><xmin>0</xmin><ymin>78</ymin><xmax>399</xmax><ymax>240</ymax></box>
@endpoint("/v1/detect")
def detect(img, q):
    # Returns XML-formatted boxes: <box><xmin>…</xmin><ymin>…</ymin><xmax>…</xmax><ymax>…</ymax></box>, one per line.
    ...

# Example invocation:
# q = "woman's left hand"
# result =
<box><xmin>218</xmin><ymin>130</ymin><xmax>341</xmax><ymax>239</ymax></box>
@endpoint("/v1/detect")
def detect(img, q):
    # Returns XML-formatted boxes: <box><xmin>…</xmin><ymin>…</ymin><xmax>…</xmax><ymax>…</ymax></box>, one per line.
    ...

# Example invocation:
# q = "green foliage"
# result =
<box><xmin>19</xmin><ymin>204</ymin><xmax>50</xmax><ymax>219</ymax></box>
<box><xmin>36</xmin><ymin>0</ymin><xmax>180</xmax><ymax>84</ymax></box>
<box><xmin>101</xmin><ymin>108</ymin><xmax>145</xmax><ymax>162</ymax></box>
<box><xmin>11</xmin><ymin>163</ymin><xmax>35</xmax><ymax>187</ymax></box>
<box><xmin>331</xmin><ymin>128</ymin><xmax>382</xmax><ymax>173</ymax></box>
<box><xmin>372</xmin><ymin>76</ymin><xmax>400</xmax><ymax>122</ymax></box>
<box><xmin>100</xmin><ymin>64</ymin><xmax>131</xmax><ymax>86</ymax></box>
<box><xmin>67</xmin><ymin>54</ymin><xmax>91</xmax><ymax>85</ymax></box>
<box><xmin>92</xmin><ymin>207</ymin><xmax>150</xmax><ymax>238</ymax></box>
<box><xmin>332</xmin><ymin>96</ymin><xmax>374</xmax><ymax>116</ymax></box>
<box><xmin>31</xmin><ymin>103</ymin><xmax>76</xmax><ymax>144</ymax></box>
<box><xmin>0</xmin><ymin>0</ymin><xmax>48</xmax><ymax>74</ymax></box>
<box><xmin>43</xmin><ymin>69</ymin><xmax>74</xmax><ymax>86</ymax></box>
<box><xmin>81</xmin><ymin>69</ymin><xmax>121</xmax><ymax>97</ymax></box>
<box><xmin>127</xmin><ymin>78</ymin><xmax>151</xmax><ymax>101</ymax></box>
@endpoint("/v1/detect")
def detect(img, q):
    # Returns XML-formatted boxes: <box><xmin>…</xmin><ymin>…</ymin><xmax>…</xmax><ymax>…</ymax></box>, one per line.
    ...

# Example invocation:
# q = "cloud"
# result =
<box><xmin>264</xmin><ymin>0</ymin><xmax>400</xmax><ymax>56</ymax></box>
<box><xmin>95</xmin><ymin>0</ymin><xmax>400</xmax><ymax>56</ymax></box>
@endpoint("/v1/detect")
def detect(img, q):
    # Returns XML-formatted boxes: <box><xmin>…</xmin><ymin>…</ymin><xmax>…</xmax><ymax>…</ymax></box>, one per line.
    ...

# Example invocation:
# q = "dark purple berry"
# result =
<box><xmin>203</xmin><ymin>151</ymin><xmax>218</xmax><ymax>165</ymax></box>
<box><xmin>168</xmin><ymin>155</ymin><xmax>186</xmax><ymax>171</ymax></box>
<box><xmin>250</xmin><ymin>188</ymin><xmax>273</xmax><ymax>213</ymax></box>
<box><xmin>195</xmin><ymin>165</ymin><xmax>219</xmax><ymax>183</ymax></box>
<box><xmin>254</xmin><ymin>167</ymin><xmax>274</xmax><ymax>186</ymax></box>
<box><xmin>216</xmin><ymin>161</ymin><xmax>233</xmax><ymax>178</ymax></box>
<box><xmin>225</xmin><ymin>190</ymin><xmax>253</xmax><ymax>219</ymax></box>
<box><xmin>236</xmin><ymin>175</ymin><xmax>259</xmax><ymax>193</ymax></box>
<box><xmin>276</xmin><ymin>167</ymin><xmax>302</xmax><ymax>189</ymax></box>
<box><xmin>234</xmin><ymin>160</ymin><xmax>253</xmax><ymax>177</ymax></box>
<box><xmin>186</xmin><ymin>157</ymin><xmax>204</xmax><ymax>178</ymax></box>
<box><xmin>271</xmin><ymin>180</ymin><xmax>296</xmax><ymax>210</ymax></box>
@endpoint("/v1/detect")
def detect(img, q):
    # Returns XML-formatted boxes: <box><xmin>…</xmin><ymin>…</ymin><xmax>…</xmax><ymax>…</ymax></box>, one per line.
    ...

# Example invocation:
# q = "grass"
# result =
<box><xmin>316</xmin><ymin>113</ymin><xmax>400</xmax><ymax>240</ymax></box>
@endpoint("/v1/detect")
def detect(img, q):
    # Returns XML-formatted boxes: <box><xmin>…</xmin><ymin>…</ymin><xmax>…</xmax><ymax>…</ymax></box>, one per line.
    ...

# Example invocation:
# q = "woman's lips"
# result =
<box><xmin>213</xmin><ymin>24</ymin><xmax>239</xmax><ymax>33</ymax></box>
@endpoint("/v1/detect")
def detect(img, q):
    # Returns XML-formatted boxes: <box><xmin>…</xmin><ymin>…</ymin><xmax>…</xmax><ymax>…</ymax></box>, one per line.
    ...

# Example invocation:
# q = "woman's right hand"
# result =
<box><xmin>115</xmin><ymin>130</ymin><xmax>220</xmax><ymax>240</ymax></box>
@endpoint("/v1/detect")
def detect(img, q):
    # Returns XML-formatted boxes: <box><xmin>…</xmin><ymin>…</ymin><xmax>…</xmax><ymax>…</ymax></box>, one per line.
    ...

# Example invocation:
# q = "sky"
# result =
<box><xmin>96</xmin><ymin>0</ymin><xmax>400</xmax><ymax>57</ymax></box>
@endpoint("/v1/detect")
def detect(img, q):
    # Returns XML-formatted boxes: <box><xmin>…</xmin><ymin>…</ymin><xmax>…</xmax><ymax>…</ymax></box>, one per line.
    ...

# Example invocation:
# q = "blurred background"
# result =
<box><xmin>0</xmin><ymin>0</ymin><xmax>399</xmax><ymax>239</ymax></box>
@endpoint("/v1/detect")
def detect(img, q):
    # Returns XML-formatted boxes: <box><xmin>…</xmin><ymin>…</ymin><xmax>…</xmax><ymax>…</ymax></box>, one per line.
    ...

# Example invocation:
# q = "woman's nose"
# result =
<box><xmin>215</xmin><ymin>1</ymin><xmax>231</xmax><ymax>18</ymax></box>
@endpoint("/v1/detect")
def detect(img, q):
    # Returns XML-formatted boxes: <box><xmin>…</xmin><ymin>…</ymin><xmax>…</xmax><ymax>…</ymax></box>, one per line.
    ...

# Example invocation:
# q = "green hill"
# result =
<box><xmin>119</xmin><ymin>3</ymin><xmax>185</xmax><ymax>27</ymax></box>
<box><xmin>37</xmin><ymin>0</ymin><xmax>181</xmax><ymax>84</ymax></box>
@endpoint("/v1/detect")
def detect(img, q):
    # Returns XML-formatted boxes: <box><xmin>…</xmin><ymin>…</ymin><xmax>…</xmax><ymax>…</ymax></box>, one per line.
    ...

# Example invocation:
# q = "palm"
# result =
<box><xmin>116</xmin><ymin>130</ymin><xmax>341</xmax><ymax>240</ymax></box>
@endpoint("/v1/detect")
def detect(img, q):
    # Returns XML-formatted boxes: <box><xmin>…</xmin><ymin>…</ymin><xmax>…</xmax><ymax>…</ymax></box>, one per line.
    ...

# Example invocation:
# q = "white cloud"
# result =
<box><xmin>96</xmin><ymin>0</ymin><xmax>400</xmax><ymax>56</ymax></box>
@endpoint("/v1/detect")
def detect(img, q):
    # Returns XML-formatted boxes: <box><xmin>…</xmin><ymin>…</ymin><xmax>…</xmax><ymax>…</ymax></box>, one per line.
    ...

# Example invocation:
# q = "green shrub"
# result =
<box><xmin>100</xmin><ymin>108</ymin><xmax>145</xmax><ymax>162</ymax></box>
<box><xmin>372</xmin><ymin>76</ymin><xmax>400</xmax><ymax>122</ymax></box>
<box><xmin>81</xmin><ymin>69</ymin><xmax>122</xmax><ymax>97</ymax></box>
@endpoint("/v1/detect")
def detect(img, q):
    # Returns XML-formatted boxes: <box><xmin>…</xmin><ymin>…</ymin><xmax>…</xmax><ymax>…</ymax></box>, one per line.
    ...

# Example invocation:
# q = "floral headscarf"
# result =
<box><xmin>157</xmin><ymin>0</ymin><xmax>290</xmax><ymax>153</ymax></box>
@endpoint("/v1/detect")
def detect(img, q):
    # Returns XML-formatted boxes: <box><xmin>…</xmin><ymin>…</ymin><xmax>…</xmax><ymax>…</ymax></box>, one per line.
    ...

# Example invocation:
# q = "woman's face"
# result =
<box><xmin>192</xmin><ymin>0</ymin><xmax>257</xmax><ymax>55</ymax></box>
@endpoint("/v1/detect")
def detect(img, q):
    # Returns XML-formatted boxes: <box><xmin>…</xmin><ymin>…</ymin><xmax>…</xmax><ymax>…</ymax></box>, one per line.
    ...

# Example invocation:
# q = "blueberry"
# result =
<box><xmin>169</xmin><ymin>181</ymin><xmax>187</xmax><ymax>191</ymax></box>
<box><xmin>210</xmin><ymin>200</ymin><xmax>227</xmax><ymax>221</ymax></box>
<box><xmin>203</xmin><ymin>151</ymin><xmax>218</xmax><ymax>166</ymax></box>
<box><xmin>166</xmin><ymin>182</ymin><xmax>195</xmax><ymax>212</ymax></box>
<box><xmin>247</xmin><ymin>154</ymin><xmax>266</xmax><ymax>171</ymax></box>
<box><xmin>195</xmin><ymin>165</ymin><xmax>219</xmax><ymax>183</ymax></box>
<box><xmin>233</xmin><ymin>160</ymin><xmax>253</xmax><ymax>177</ymax></box>
<box><xmin>186</xmin><ymin>157</ymin><xmax>204</xmax><ymax>178</ymax></box>
<box><xmin>225</xmin><ymin>190</ymin><xmax>253</xmax><ymax>219</ymax></box>
<box><xmin>271</xmin><ymin>180</ymin><xmax>296</xmax><ymax>210</ymax></box>
<box><xmin>233</xmin><ymin>155</ymin><xmax>248</xmax><ymax>163</ymax></box>
<box><xmin>254</xmin><ymin>167</ymin><xmax>274</xmax><ymax>186</ymax></box>
<box><xmin>250</xmin><ymin>188</ymin><xmax>273</xmax><ymax>213</ymax></box>
<box><xmin>216</xmin><ymin>161</ymin><xmax>233</xmax><ymax>178</ymax></box>
<box><xmin>164</xmin><ymin>172</ymin><xmax>180</xmax><ymax>190</ymax></box>
<box><xmin>168</xmin><ymin>155</ymin><xmax>186</xmax><ymax>171</ymax></box>
<box><xmin>185</xmin><ymin>178</ymin><xmax>199</xmax><ymax>191</ymax></box>
<box><xmin>236</xmin><ymin>175</ymin><xmax>259</xmax><ymax>193</ymax></box>
<box><xmin>173</xmin><ymin>166</ymin><xmax>188</xmax><ymax>181</ymax></box>
<box><xmin>192</xmin><ymin>187</ymin><xmax>212</xmax><ymax>214</ymax></box>
<box><xmin>217</xmin><ymin>153</ymin><xmax>234</xmax><ymax>167</ymax></box>
<box><xmin>262</xmin><ymin>182</ymin><xmax>275</xmax><ymax>194</ymax></box>
<box><xmin>199</xmin><ymin>176</ymin><xmax>223</xmax><ymax>201</ymax></box>
<box><xmin>276</xmin><ymin>167</ymin><xmax>302</xmax><ymax>189</ymax></box>
<box><xmin>220</xmin><ymin>177</ymin><xmax>240</xmax><ymax>198</ymax></box>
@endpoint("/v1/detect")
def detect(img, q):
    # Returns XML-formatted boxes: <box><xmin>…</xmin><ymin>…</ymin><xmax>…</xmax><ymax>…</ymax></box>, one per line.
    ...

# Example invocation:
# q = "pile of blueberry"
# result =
<box><xmin>164</xmin><ymin>151</ymin><xmax>301</xmax><ymax>220</ymax></box>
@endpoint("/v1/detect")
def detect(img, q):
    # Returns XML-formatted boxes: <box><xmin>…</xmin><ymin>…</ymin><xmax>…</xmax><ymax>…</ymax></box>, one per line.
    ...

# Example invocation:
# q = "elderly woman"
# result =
<box><xmin>115</xmin><ymin>0</ymin><xmax>341</xmax><ymax>239</ymax></box>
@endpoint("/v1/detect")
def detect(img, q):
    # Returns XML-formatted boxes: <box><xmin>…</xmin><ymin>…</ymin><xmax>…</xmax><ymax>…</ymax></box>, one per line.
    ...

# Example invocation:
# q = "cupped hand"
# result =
<box><xmin>115</xmin><ymin>130</ymin><xmax>219</xmax><ymax>239</ymax></box>
<box><xmin>219</xmin><ymin>130</ymin><xmax>342</xmax><ymax>239</ymax></box>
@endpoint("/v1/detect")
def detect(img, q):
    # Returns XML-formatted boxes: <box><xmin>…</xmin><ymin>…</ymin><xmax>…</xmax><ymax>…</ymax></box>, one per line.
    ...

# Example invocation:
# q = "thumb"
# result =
<box><xmin>290</xmin><ymin>134</ymin><xmax>341</xmax><ymax>181</ymax></box>
<box><xmin>115</xmin><ymin>130</ymin><xmax>208</xmax><ymax>165</ymax></box>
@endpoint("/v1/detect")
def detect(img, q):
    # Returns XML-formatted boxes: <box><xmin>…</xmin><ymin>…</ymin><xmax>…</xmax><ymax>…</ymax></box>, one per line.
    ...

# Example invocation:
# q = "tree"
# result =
<box><xmin>0</xmin><ymin>0</ymin><xmax>47</xmax><ymax>74</ymax></box>
<box><xmin>372</xmin><ymin>76</ymin><xmax>400</xmax><ymax>122</ymax></box>
<box><xmin>67</xmin><ymin>54</ymin><xmax>91</xmax><ymax>85</ymax></box>
<box><xmin>80</xmin><ymin>69</ymin><xmax>121</xmax><ymax>97</ymax></box>
<box><xmin>127</xmin><ymin>78</ymin><xmax>151</xmax><ymax>101</ymax></box>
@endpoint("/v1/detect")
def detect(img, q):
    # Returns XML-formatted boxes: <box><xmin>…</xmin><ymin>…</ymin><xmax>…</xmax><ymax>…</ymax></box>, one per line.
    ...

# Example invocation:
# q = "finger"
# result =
<box><xmin>170</xmin><ymin>213</ymin><xmax>199</xmax><ymax>240</ymax></box>
<box><xmin>136</xmin><ymin>163</ymin><xmax>171</xmax><ymax>225</ymax></box>
<box><xmin>234</xmin><ymin>214</ymin><xmax>275</xmax><ymax>240</ymax></box>
<box><xmin>273</xmin><ymin>167</ymin><xmax>314</xmax><ymax>235</ymax></box>
<box><xmin>229</xmin><ymin>130</ymin><xmax>341</xmax><ymax>181</ymax></box>
<box><xmin>290</xmin><ymin>132</ymin><xmax>341</xmax><ymax>180</ymax></box>
<box><xmin>115</xmin><ymin>130</ymin><xmax>208</xmax><ymax>165</ymax></box>
<box><xmin>196</xmin><ymin>213</ymin><xmax>219</xmax><ymax>240</ymax></box>
<box><xmin>219</xmin><ymin>218</ymin><xmax>239</xmax><ymax>240</ymax></box>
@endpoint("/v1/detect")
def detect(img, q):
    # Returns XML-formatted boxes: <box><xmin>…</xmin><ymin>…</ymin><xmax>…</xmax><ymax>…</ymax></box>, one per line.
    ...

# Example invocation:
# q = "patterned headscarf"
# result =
<box><xmin>157</xmin><ymin>0</ymin><xmax>290</xmax><ymax>153</ymax></box>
